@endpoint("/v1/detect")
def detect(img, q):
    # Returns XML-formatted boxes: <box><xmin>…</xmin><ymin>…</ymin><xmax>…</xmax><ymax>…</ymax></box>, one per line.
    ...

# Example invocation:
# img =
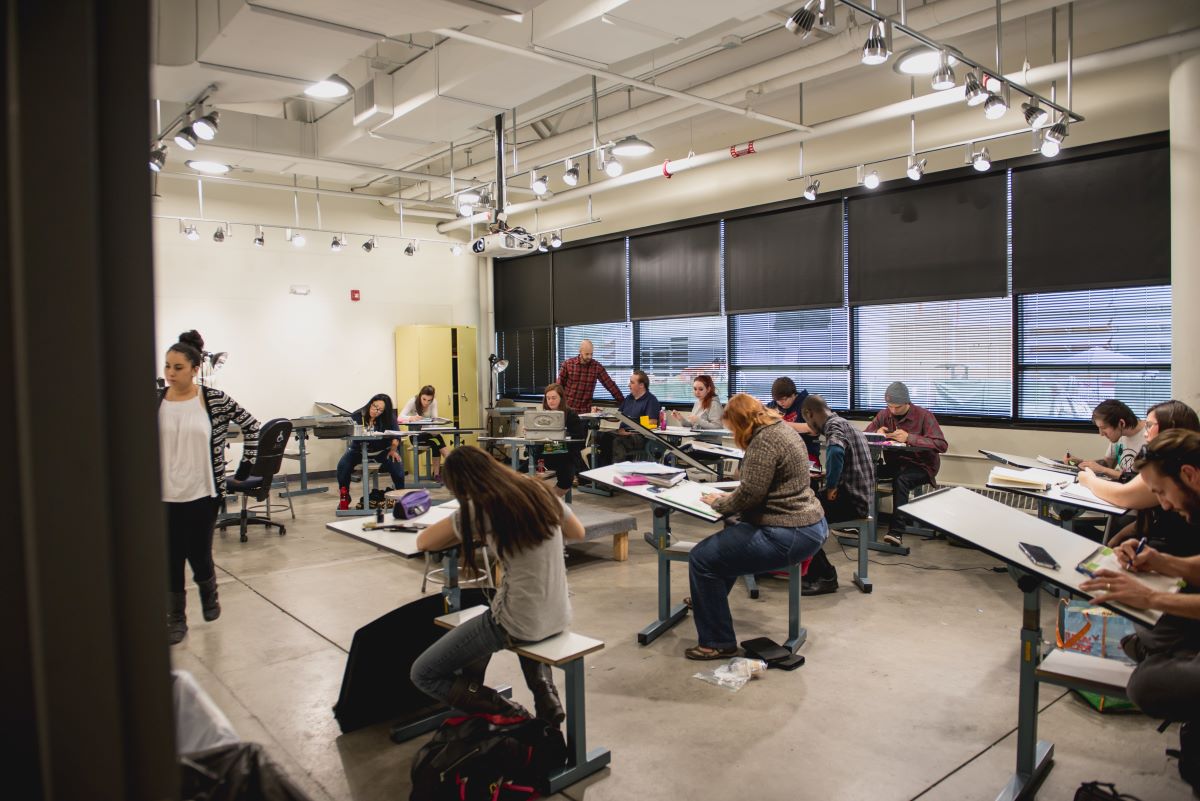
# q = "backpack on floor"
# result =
<box><xmin>1056</xmin><ymin>599</ymin><xmax>1139</xmax><ymax>713</ymax></box>
<box><xmin>1167</xmin><ymin>721</ymin><xmax>1200</xmax><ymax>792</ymax></box>
<box><xmin>410</xmin><ymin>713</ymin><xmax>567</xmax><ymax>801</ymax></box>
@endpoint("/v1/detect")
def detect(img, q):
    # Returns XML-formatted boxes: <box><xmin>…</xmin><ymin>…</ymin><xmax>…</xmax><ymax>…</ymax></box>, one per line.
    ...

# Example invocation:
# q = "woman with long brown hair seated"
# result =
<box><xmin>540</xmin><ymin>382</ymin><xmax>588</xmax><ymax>497</ymax></box>
<box><xmin>410</xmin><ymin>446</ymin><xmax>586</xmax><ymax>723</ymax></box>
<box><xmin>687</xmin><ymin>393</ymin><xmax>829</xmax><ymax>660</ymax></box>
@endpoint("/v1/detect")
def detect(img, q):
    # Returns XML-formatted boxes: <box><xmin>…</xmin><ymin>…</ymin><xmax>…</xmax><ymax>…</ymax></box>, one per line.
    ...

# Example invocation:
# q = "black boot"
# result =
<box><xmin>167</xmin><ymin>592</ymin><xmax>188</xmax><ymax>645</ymax></box>
<box><xmin>197</xmin><ymin>576</ymin><xmax>221</xmax><ymax>622</ymax></box>
<box><xmin>447</xmin><ymin>676</ymin><xmax>531</xmax><ymax>719</ymax></box>
<box><xmin>801</xmin><ymin>550</ymin><xmax>838</xmax><ymax>596</ymax></box>
<box><xmin>519</xmin><ymin>656</ymin><xmax>565</xmax><ymax>726</ymax></box>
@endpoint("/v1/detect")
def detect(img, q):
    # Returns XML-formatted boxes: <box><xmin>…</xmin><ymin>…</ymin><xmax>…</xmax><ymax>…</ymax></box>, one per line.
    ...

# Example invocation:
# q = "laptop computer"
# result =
<box><xmin>523</xmin><ymin>410</ymin><xmax>566</xmax><ymax>441</ymax></box>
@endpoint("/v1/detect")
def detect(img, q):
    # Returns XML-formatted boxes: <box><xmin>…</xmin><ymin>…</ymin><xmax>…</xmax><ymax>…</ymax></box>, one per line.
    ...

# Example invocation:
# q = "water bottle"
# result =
<box><xmin>659</xmin><ymin>409</ymin><xmax>667</xmax><ymax>430</ymax></box>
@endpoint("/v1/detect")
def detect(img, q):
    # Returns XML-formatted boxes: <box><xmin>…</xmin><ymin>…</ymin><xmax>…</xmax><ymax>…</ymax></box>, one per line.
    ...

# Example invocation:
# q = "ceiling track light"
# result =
<box><xmin>970</xmin><ymin>145</ymin><xmax>992</xmax><ymax>171</ymax></box>
<box><xmin>1040</xmin><ymin>119</ymin><xmax>1068</xmax><ymax>156</ymax></box>
<box><xmin>531</xmin><ymin>173</ymin><xmax>549</xmax><ymax>195</ymax></box>
<box><xmin>858</xmin><ymin>165</ymin><xmax>881</xmax><ymax>189</ymax></box>
<box><xmin>458</xmin><ymin>201</ymin><xmax>474</xmax><ymax>217</ymax></box>
<box><xmin>550</xmin><ymin>232</ymin><xmax>563</xmax><ymax>248</ymax></box>
<box><xmin>174</xmin><ymin>126</ymin><xmax>198</xmax><ymax>151</ymax></box>
<box><xmin>611</xmin><ymin>134</ymin><xmax>655</xmax><ymax>157</ymax></box>
<box><xmin>192</xmin><ymin>110</ymin><xmax>220</xmax><ymax>141</ymax></box>
<box><xmin>149</xmin><ymin>143</ymin><xmax>167</xmax><ymax>172</ymax></box>
<box><xmin>599</xmin><ymin>146</ymin><xmax>623</xmax><ymax>178</ymax></box>
<box><xmin>289</xmin><ymin>228</ymin><xmax>306</xmax><ymax>248</ymax></box>
<box><xmin>538</xmin><ymin>238</ymin><xmax>549</xmax><ymax>252</ymax></box>
<box><xmin>785</xmin><ymin>3</ymin><xmax>816</xmax><ymax>38</ymax></box>
<box><xmin>906</xmin><ymin>155</ymin><xmax>926</xmax><ymax>181</ymax></box>
<box><xmin>330</xmin><ymin>234</ymin><xmax>344</xmax><ymax>252</ymax></box>
<box><xmin>563</xmin><ymin>158</ymin><xmax>580</xmax><ymax>187</ymax></box>
<box><xmin>1022</xmin><ymin>100</ymin><xmax>1049</xmax><ymax>129</ymax></box>
<box><xmin>450</xmin><ymin>243</ymin><xmax>463</xmax><ymax>256</ymax></box>
<box><xmin>931</xmin><ymin>51</ymin><xmax>956</xmax><ymax>91</ymax></box>
<box><xmin>983</xmin><ymin>84</ymin><xmax>1010</xmax><ymax>120</ymax></box>
<box><xmin>362</xmin><ymin>236</ymin><xmax>376</xmax><ymax>253</ymax></box>
<box><xmin>253</xmin><ymin>225</ymin><xmax>265</xmax><ymax>248</ymax></box>
<box><xmin>180</xmin><ymin>221</ymin><xmax>199</xmax><ymax>241</ymax></box>
<box><xmin>404</xmin><ymin>241</ymin><xmax>417</xmax><ymax>256</ymax></box>
<box><xmin>803</xmin><ymin>178</ymin><xmax>820</xmax><ymax>201</ymax></box>
<box><xmin>963</xmin><ymin>72</ymin><xmax>988</xmax><ymax>107</ymax></box>
<box><xmin>861</xmin><ymin>21</ymin><xmax>891</xmax><ymax>66</ymax></box>
<box><xmin>212</xmin><ymin>225</ymin><xmax>227</xmax><ymax>243</ymax></box>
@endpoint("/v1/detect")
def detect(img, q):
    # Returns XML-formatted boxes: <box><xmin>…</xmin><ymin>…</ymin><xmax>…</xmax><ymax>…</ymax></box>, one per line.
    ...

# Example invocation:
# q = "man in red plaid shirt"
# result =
<box><xmin>557</xmin><ymin>340</ymin><xmax>625</xmax><ymax>413</ymax></box>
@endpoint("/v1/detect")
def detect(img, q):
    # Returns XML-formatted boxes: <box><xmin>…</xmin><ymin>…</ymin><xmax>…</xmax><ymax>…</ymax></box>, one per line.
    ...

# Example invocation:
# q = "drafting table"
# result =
<box><xmin>582</xmin><ymin>465</ymin><xmax>806</xmax><ymax>651</ymax></box>
<box><xmin>901</xmin><ymin>487</ymin><xmax>1154</xmax><ymax>801</ymax></box>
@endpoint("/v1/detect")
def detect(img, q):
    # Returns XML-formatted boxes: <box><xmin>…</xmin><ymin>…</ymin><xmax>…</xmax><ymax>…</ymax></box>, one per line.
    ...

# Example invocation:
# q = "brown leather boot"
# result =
<box><xmin>519</xmin><ymin>656</ymin><xmax>565</xmax><ymax>726</ymax></box>
<box><xmin>446</xmin><ymin>676</ymin><xmax>531</xmax><ymax>719</ymax></box>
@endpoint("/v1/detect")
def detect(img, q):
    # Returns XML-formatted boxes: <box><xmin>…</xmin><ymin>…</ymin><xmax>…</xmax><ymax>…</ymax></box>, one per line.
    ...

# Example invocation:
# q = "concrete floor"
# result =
<box><xmin>171</xmin><ymin>480</ymin><xmax>1193</xmax><ymax>801</ymax></box>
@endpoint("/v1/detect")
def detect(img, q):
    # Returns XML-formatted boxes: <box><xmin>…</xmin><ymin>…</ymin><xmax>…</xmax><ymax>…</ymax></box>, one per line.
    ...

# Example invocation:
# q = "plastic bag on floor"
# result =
<box><xmin>181</xmin><ymin>742</ymin><xmax>315</xmax><ymax>801</ymax></box>
<box><xmin>173</xmin><ymin>670</ymin><xmax>240</xmax><ymax>755</ymax></box>
<box><xmin>692</xmin><ymin>658</ymin><xmax>767</xmax><ymax>691</ymax></box>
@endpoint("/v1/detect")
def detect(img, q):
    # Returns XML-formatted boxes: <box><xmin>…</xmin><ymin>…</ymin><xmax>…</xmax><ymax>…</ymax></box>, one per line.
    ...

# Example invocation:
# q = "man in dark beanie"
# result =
<box><xmin>865</xmin><ymin>381</ymin><xmax>947</xmax><ymax>545</ymax></box>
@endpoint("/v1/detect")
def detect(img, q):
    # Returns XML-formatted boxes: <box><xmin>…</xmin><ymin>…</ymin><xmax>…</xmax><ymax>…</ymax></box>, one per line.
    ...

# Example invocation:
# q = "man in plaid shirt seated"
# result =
<box><xmin>557</xmin><ymin>340</ymin><xmax>625</xmax><ymax>414</ymax></box>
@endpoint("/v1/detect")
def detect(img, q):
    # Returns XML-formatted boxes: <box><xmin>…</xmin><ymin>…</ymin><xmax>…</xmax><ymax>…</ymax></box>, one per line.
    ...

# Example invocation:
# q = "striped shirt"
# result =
<box><xmin>158</xmin><ymin>386</ymin><xmax>260</xmax><ymax>499</ymax></box>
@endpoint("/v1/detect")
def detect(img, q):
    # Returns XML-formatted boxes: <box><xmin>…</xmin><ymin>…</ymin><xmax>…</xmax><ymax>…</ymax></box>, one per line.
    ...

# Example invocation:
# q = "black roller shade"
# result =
<box><xmin>552</xmin><ymin>239</ymin><xmax>627</xmax><ymax>325</ymax></box>
<box><xmin>1012</xmin><ymin>146</ymin><xmax>1169</xmax><ymax>293</ymax></box>
<box><xmin>725</xmin><ymin>202</ymin><xmax>844</xmax><ymax>313</ymax></box>
<box><xmin>494</xmin><ymin>254</ymin><xmax>552</xmax><ymax>330</ymax></box>
<box><xmin>497</xmin><ymin>327</ymin><xmax>554</xmax><ymax>396</ymax></box>
<box><xmin>629</xmin><ymin>223</ymin><xmax>721</xmax><ymax>319</ymax></box>
<box><xmin>848</xmin><ymin>173</ymin><xmax>1007</xmax><ymax>306</ymax></box>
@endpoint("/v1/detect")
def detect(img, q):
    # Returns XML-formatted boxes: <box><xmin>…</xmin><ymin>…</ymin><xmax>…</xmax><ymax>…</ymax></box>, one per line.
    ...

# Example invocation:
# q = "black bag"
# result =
<box><xmin>333</xmin><ymin>590</ymin><xmax>489</xmax><ymax>733</ymax></box>
<box><xmin>1168</xmin><ymin>720</ymin><xmax>1200</xmax><ymax>791</ymax></box>
<box><xmin>410</xmin><ymin>713</ymin><xmax>567</xmax><ymax>801</ymax></box>
<box><xmin>1072</xmin><ymin>781</ymin><xmax>1142</xmax><ymax>801</ymax></box>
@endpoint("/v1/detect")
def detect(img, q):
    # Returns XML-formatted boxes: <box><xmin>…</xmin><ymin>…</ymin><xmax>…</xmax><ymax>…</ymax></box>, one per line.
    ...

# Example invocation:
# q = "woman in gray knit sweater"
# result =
<box><xmin>687</xmin><ymin>393</ymin><xmax>829</xmax><ymax>659</ymax></box>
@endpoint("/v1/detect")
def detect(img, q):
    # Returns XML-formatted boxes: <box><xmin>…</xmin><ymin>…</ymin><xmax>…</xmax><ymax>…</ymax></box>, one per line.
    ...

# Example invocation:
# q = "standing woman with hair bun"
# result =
<box><xmin>158</xmin><ymin>330</ymin><xmax>260</xmax><ymax>645</ymax></box>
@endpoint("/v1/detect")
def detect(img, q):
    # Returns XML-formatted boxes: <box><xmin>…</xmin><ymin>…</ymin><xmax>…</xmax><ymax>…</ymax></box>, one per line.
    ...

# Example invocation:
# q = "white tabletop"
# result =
<box><xmin>687</xmin><ymin>440</ymin><xmax>745</xmax><ymax>460</ymax></box>
<box><xmin>986</xmin><ymin>481</ymin><xmax>1128</xmax><ymax>516</ymax></box>
<box><xmin>325</xmin><ymin>500</ymin><xmax>460</xmax><ymax>557</ymax></box>
<box><xmin>582</xmin><ymin>464</ymin><xmax>737</xmax><ymax>523</ymax></box>
<box><xmin>980</xmin><ymin>449</ymin><xmax>1077</xmax><ymax>475</ymax></box>
<box><xmin>900</xmin><ymin>487</ymin><xmax>1156</xmax><ymax>625</ymax></box>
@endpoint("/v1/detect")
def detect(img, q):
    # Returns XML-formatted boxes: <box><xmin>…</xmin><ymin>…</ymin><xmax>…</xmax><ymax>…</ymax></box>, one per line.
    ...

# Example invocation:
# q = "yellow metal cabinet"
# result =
<box><xmin>394</xmin><ymin>326</ymin><xmax>479</xmax><ymax>470</ymax></box>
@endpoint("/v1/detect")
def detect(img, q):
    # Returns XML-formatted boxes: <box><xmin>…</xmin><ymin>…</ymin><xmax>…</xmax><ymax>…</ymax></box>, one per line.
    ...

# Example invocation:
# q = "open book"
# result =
<box><xmin>1059</xmin><ymin>482</ymin><xmax>1107</xmax><ymax>504</ymax></box>
<box><xmin>988</xmin><ymin>466</ymin><xmax>1074</xmax><ymax>491</ymax></box>
<box><xmin>1076</xmin><ymin>546</ymin><xmax>1185</xmax><ymax>595</ymax></box>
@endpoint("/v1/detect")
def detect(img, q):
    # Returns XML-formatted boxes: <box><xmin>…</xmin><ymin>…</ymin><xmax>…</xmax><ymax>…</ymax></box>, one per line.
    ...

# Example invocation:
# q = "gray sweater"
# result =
<box><xmin>710</xmin><ymin>420</ymin><xmax>824</xmax><ymax>527</ymax></box>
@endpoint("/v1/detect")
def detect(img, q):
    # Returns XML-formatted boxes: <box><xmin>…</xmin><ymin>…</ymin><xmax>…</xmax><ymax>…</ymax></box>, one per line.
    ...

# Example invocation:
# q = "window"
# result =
<box><xmin>1017</xmin><ymin>285</ymin><xmax>1172</xmax><ymax>421</ymax></box>
<box><xmin>853</xmin><ymin>297</ymin><xmax>1013</xmax><ymax>416</ymax></box>
<box><xmin>730</xmin><ymin>308</ymin><xmax>850</xmax><ymax>408</ymax></box>
<box><xmin>636</xmin><ymin>315</ymin><xmax>728</xmax><ymax>403</ymax></box>
<box><xmin>556</xmin><ymin>322</ymin><xmax>633</xmax><ymax>402</ymax></box>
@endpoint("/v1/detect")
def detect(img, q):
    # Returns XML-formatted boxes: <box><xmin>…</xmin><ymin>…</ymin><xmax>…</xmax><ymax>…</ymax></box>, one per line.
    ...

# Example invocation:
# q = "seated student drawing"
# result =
<box><xmin>410</xmin><ymin>446</ymin><xmax>585</xmax><ymax>725</ymax></box>
<box><xmin>336</xmin><ymin>394</ymin><xmax>404</xmax><ymax>510</ymax></box>
<box><xmin>669</xmin><ymin>375</ymin><xmax>724</xmax><ymax>430</ymax></box>
<box><xmin>684</xmin><ymin>394</ymin><xmax>828</xmax><ymax>660</ymax></box>
<box><xmin>800</xmin><ymin>394</ymin><xmax>876</xmax><ymax>596</ymax></box>
<box><xmin>540</xmin><ymin>383</ymin><xmax>587</xmax><ymax>498</ymax></box>
<box><xmin>864</xmin><ymin>381</ymin><xmax>948</xmax><ymax>545</ymax></box>
<box><xmin>400</xmin><ymin>385</ymin><xmax>450</xmax><ymax>481</ymax></box>
<box><xmin>592</xmin><ymin>370</ymin><xmax>661</xmax><ymax>466</ymax></box>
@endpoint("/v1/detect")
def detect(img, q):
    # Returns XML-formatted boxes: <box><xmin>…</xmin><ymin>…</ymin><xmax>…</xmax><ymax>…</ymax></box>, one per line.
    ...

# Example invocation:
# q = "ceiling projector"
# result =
<box><xmin>471</xmin><ymin>228</ymin><xmax>536</xmax><ymax>257</ymax></box>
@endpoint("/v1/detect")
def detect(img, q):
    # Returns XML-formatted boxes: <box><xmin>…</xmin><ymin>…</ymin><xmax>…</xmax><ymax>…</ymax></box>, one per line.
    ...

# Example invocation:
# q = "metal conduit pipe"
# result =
<box><xmin>156</xmin><ymin>172</ymin><xmax>457</xmax><ymax>219</ymax></box>
<box><xmin>413</xmin><ymin>0</ymin><xmax>1062</xmax><ymax>200</ymax></box>
<box><xmin>438</xmin><ymin>26</ymin><xmax>1200</xmax><ymax>233</ymax></box>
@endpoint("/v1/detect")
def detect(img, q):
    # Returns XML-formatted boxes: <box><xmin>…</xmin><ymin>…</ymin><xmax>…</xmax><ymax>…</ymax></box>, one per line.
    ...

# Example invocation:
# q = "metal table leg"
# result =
<box><xmin>335</xmin><ymin>439</ymin><xmax>376</xmax><ymax>517</ymax></box>
<box><xmin>996</xmin><ymin>569</ymin><xmax>1055</xmax><ymax>800</ymax></box>
<box><xmin>638</xmin><ymin>506</ymin><xmax>689</xmax><ymax>645</ymax></box>
<box><xmin>579</xmin><ymin>424</ymin><xmax>612</xmax><ymax>497</ymax></box>
<box><xmin>547</xmin><ymin>658</ymin><xmax>611</xmax><ymax>792</ymax></box>
<box><xmin>280</xmin><ymin>429</ymin><xmax>327</xmax><ymax>497</ymax></box>
<box><xmin>783</xmin><ymin>562</ymin><xmax>807</xmax><ymax>652</ymax></box>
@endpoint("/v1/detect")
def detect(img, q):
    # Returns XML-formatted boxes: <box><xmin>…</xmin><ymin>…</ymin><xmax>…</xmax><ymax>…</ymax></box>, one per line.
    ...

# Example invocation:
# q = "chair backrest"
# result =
<box><xmin>249</xmin><ymin>418</ymin><xmax>293</xmax><ymax>498</ymax></box>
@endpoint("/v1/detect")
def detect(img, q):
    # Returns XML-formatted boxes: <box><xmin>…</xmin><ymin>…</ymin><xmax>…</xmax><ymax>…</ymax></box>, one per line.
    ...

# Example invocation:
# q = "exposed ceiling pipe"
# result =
<box><xmin>411</xmin><ymin>0</ymin><xmax>1065</xmax><ymax>200</ymax></box>
<box><xmin>439</xmin><ymin>26</ymin><xmax>1200</xmax><ymax>233</ymax></box>
<box><xmin>156</xmin><ymin>171</ymin><xmax>456</xmax><ymax>218</ymax></box>
<box><xmin>430</xmin><ymin>27</ymin><xmax>814</xmax><ymax>134</ymax></box>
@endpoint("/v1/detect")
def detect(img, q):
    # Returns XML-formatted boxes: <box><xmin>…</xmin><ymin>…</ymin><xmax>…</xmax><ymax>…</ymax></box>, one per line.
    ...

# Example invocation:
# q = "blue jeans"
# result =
<box><xmin>689</xmin><ymin>519</ymin><xmax>829</xmax><ymax>649</ymax></box>
<box><xmin>410</xmin><ymin>607</ymin><xmax>511</xmax><ymax>703</ymax></box>
<box><xmin>336</xmin><ymin>447</ymin><xmax>405</xmax><ymax>489</ymax></box>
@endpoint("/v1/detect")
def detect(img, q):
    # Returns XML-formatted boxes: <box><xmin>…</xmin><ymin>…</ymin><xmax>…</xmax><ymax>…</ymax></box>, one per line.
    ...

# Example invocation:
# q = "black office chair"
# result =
<box><xmin>219</xmin><ymin>418</ymin><xmax>294</xmax><ymax>542</ymax></box>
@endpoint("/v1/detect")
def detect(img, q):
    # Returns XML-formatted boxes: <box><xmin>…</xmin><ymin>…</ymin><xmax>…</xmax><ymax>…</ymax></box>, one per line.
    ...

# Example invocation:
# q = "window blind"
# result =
<box><xmin>730</xmin><ymin>308</ymin><xmax>850</xmax><ymax>408</ymax></box>
<box><xmin>552</xmin><ymin>239</ymin><xmax>628</xmax><ymax>326</ymax></box>
<box><xmin>1017</xmin><ymin>285</ymin><xmax>1172</xmax><ymax>420</ymax></box>
<box><xmin>556</xmin><ymin>322</ymin><xmax>634</xmax><ymax>402</ymax></box>
<box><xmin>496</xmin><ymin>327</ymin><xmax>554</xmax><ymax>396</ymax></box>
<box><xmin>724</xmin><ymin>203</ymin><xmax>844</xmax><ymax>313</ymax></box>
<box><xmin>494</xmin><ymin>254</ymin><xmax>552</xmax><ymax>330</ymax></box>
<box><xmin>848</xmin><ymin>174</ymin><xmax>1008</xmax><ymax>306</ymax></box>
<box><xmin>853</xmin><ymin>297</ymin><xmax>1013</xmax><ymax>416</ymax></box>
<box><xmin>629</xmin><ymin>223</ymin><xmax>721</xmax><ymax>319</ymax></box>
<box><xmin>635</xmin><ymin>315</ymin><xmax>728</xmax><ymax>403</ymax></box>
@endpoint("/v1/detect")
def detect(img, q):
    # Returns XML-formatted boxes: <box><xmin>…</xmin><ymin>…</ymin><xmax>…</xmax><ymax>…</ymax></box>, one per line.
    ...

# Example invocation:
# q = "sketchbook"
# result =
<box><xmin>988</xmin><ymin>466</ymin><xmax>1074</xmax><ymax>491</ymax></box>
<box><xmin>1076</xmin><ymin>546</ymin><xmax>1185</xmax><ymax>595</ymax></box>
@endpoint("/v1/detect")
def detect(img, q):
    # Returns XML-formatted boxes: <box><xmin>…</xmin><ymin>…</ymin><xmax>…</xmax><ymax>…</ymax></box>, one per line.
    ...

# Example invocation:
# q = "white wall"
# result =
<box><xmin>152</xmin><ymin>181</ymin><xmax>481</xmax><ymax>471</ymax></box>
